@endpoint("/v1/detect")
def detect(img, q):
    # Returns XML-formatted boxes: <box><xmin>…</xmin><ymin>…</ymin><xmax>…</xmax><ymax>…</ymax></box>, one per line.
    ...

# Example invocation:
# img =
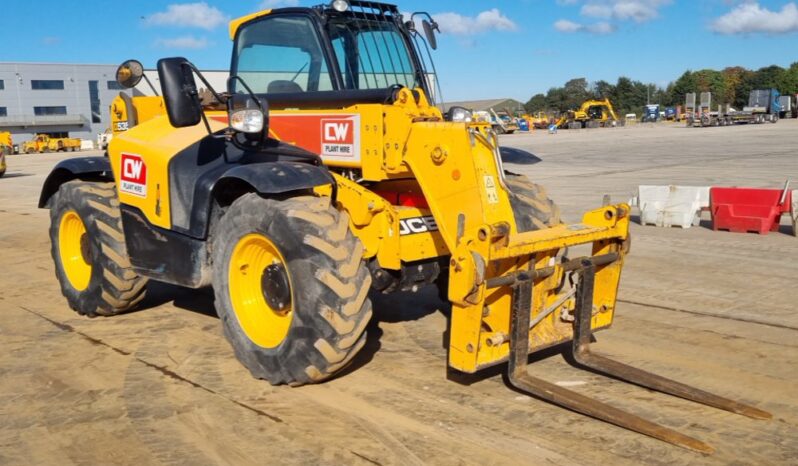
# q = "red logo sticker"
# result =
<box><xmin>120</xmin><ymin>153</ymin><xmax>147</xmax><ymax>197</ymax></box>
<box><xmin>321</xmin><ymin>118</ymin><xmax>356</xmax><ymax>157</ymax></box>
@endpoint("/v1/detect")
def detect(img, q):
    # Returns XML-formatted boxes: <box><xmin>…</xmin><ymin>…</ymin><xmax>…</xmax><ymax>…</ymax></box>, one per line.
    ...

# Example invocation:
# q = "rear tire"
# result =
<box><xmin>212</xmin><ymin>194</ymin><xmax>372</xmax><ymax>386</ymax></box>
<box><xmin>505</xmin><ymin>174</ymin><xmax>561</xmax><ymax>232</ymax></box>
<box><xmin>49</xmin><ymin>180</ymin><xmax>148</xmax><ymax>317</ymax></box>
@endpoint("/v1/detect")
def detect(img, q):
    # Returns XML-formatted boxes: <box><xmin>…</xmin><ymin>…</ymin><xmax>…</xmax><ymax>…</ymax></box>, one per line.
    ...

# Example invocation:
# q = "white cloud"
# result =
<box><xmin>587</xmin><ymin>21</ymin><xmax>617</xmax><ymax>33</ymax></box>
<box><xmin>710</xmin><ymin>2</ymin><xmax>798</xmax><ymax>35</ymax></box>
<box><xmin>554</xmin><ymin>19</ymin><xmax>582</xmax><ymax>33</ymax></box>
<box><xmin>145</xmin><ymin>3</ymin><xmax>228</xmax><ymax>30</ymax></box>
<box><xmin>580</xmin><ymin>4</ymin><xmax>612</xmax><ymax>18</ymax></box>
<box><xmin>155</xmin><ymin>35</ymin><xmax>210</xmax><ymax>49</ymax></box>
<box><xmin>257</xmin><ymin>0</ymin><xmax>299</xmax><ymax>8</ymax></box>
<box><xmin>433</xmin><ymin>9</ymin><xmax>518</xmax><ymax>35</ymax></box>
<box><xmin>580</xmin><ymin>0</ymin><xmax>671</xmax><ymax>23</ymax></box>
<box><xmin>554</xmin><ymin>19</ymin><xmax>616</xmax><ymax>34</ymax></box>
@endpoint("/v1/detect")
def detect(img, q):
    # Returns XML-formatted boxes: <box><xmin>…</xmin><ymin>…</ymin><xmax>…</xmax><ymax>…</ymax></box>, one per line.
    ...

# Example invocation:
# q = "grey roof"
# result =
<box><xmin>440</xmin><ymin>98</ymin><xmax>524</xmax><ymax>112</ymax></box>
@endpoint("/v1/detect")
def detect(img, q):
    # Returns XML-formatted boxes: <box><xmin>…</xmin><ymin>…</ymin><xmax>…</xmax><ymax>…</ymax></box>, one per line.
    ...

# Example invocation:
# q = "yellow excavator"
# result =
<box><xmin>557</xmin><ymin>98</ymin><xmax>622</xmax><ymax>129</ymax></box>
<box><xmin>39</xmin><ymin>1</ymin><xmax>768</xmax><ymax>453</ymax></box>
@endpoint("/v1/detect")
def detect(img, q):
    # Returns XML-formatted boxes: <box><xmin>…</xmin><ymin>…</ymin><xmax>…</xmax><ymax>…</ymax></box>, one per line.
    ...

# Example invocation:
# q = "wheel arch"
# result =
<box><xmin>39</xmin><ymin>157</ymin><xmax>114</xmax><ymax>208</ymax></box>
<box><xmin>199</xmin><ymin>161</ymin><xmax>334</xmax><ymax>238</ymax></box>
<box><xmin>214</xmin><ymin>163</ymin><xmax>332</xmax><ymax>201</ymax></box>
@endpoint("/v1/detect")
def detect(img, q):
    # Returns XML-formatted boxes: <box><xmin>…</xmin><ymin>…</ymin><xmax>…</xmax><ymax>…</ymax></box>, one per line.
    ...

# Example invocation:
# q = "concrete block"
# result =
<box><xmin>637</xmin><ymin>185</ymin><xmax>710</xmax><ymax>229</ymax></box>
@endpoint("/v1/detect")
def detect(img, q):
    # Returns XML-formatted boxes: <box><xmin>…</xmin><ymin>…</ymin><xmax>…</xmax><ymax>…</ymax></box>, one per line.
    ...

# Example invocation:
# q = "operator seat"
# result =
<box><xmin>268</xmin><ymin>80</ymin><xmax>303</xmax><ymax>94</ymax></box>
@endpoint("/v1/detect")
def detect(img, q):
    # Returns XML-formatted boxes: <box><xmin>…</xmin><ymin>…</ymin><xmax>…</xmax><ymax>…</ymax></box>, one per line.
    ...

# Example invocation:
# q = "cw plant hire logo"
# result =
<box><xmin>321</xmin><ymin>118</ymin><xmax>356</xmax><ymax>157</ymax></box>
<box><xmin>120</xmin><ymin>153</ymin><xmax>147</xmax><ymax>197</ymax></box>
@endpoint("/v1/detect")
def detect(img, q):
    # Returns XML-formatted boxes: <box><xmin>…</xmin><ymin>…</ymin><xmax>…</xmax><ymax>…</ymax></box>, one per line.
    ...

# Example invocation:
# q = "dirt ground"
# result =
<box><xmin>1</xmin><ymin>120</ymin><xmax>797</xmax><ymax>465</ymax></box>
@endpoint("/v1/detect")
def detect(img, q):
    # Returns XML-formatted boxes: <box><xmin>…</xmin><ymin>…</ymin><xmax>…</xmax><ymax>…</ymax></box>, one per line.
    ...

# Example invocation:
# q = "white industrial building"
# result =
<box><xmin>0</xmin><ymin>62</ymin><xmax>228</xmax><ymax>148</ymax></box>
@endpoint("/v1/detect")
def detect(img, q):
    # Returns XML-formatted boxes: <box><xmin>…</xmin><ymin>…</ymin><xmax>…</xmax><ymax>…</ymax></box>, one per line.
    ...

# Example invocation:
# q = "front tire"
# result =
<box><xmin>505</xmin><ymin>174</ymin><xmax>561</xmax><ymax>232</ymax></box>
<box><xmin>212</xmin><ymin>194</ymin><xmax>372</xmax><ymax>386</ymax></box>
<box><xmin>49</xmin><ymin>180</ymin><xmax>148</xmax><ymax>317</ymax></box>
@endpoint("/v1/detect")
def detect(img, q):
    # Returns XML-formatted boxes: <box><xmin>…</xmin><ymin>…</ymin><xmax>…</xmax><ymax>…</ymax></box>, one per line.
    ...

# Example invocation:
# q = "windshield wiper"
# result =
<box><xmin>291</xmin><ymin>62</ymin><xmax>309</xmax><ymax>83</ymax></box>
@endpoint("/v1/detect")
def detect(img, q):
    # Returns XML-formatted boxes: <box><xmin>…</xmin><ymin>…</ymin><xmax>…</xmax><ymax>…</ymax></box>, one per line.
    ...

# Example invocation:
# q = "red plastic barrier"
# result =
<box><xmin>710</xmin><ymin>187</ymin><xmax>792</xmax><ymax>235</ymax></box>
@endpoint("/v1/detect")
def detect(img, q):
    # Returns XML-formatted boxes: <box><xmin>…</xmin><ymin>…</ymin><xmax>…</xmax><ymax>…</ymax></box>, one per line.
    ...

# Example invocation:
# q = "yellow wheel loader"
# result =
<box><xmin>39</xmin><ymin>1</ymin><xmax>768</xmax><ymax>453</ymax></box>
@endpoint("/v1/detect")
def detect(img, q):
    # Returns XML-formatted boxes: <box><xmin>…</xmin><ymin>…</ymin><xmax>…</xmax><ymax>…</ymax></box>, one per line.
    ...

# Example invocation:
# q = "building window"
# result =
<box><xmin>0</xmin><ymin>80</ymin><xmax>4</xmax><ymax>90</ymax></box>
<box><xmin>0</xmin><ymin>107</ymin><xmax>7</xmax><ymax>117</ymax></box>
<box><xmin>107</xmin><ymin>80</ymin><xmax>124</xmax><ymax>90</ymax></box>
<box><xmin>42</xmin><ymin>132</ymin><xmax>69</xmax><ymax>138</ymax></box>
<box><xmin>88</xmin><ymin>81</ymin><xmax>101</xmax><ymax>123</ymax></box>
<box><xmin>34</xmin><ymin>106</ymin><xmax>67</xmax><ymax>116</ymax></box>
<box><xmin>31</xmin><ymin>80</ymin><xmax>65</xmax><ymax>90</ymax></box>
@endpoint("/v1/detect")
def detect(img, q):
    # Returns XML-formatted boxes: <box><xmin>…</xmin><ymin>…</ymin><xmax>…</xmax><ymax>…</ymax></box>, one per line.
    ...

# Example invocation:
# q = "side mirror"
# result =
<box><xmin>157</xmin><ymin>57</ymin><xmax>202</xmax><ymax>128</ymax></box>
<box><xmin>422</xmin><ymin>19</ymin><xmax>438</xmax><ymax>50</ymax></box>
<box><xmin>115</xmin><ymin>60</ymin><xmax>144</xmax><ymax>89</ymax></box>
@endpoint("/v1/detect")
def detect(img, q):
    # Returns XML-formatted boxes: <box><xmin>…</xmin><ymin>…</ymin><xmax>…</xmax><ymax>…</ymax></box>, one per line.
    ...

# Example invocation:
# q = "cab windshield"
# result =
<box><xmin>231</xmin><ymin>13</ymin><xmax>424</xmax><ymax>95</ymax></box>
<box><xmin>233</xmin><ymin>15</ymin><xmax>334</xmax><ymax>94</ymax></box>
<box><xmin>326</xmin><ymin>16</ymin><xmax>420</xmax><ymax>91</ymax></box>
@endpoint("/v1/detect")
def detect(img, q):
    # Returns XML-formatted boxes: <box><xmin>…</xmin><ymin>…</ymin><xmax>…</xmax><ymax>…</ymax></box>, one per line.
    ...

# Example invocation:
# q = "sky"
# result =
<box><xmin>1</xmin><ymin>0</ymin><xmax>797</xmax><ymax>101</ymax></box>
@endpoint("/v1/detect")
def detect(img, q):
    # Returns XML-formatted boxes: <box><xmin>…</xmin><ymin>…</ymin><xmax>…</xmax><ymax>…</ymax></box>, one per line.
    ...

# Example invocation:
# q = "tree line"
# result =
<box><xmin>525</xmin><ymin>62</ymin><xmax>798</xmax><ymax>117</ymax></box>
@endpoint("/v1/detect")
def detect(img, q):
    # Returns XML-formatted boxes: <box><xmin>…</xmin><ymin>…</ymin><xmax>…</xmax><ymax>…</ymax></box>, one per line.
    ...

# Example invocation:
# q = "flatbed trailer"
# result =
<box><xmin>688</xmin><ymin>90</ymin><xmax>780</xmax><ymax>127</ymax></box>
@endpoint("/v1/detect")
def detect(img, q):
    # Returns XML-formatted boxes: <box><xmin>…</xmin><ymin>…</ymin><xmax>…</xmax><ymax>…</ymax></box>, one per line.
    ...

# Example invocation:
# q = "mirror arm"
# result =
<box><xmin>410</xmin><ymin>12</ymin><xmax>439</xmax><ymax>31</ymax></box>
<box><xmin>182</xmin><ymin>61</ymin><xmax>227</xmax><ymax>106</ymax></box>
<box><xmin>142</xmin><ymin>74</ymin><xmax>160</xmax><ymax>96</ymax></box>
<box><xmin>227</xmin><ymin>75</ymin><xmax>264</xmax><ymax>109</ymax></box>
<box><xmin>199</xmin><ymin>112</ymin><xmax>213</xmax><ymax>136</ymax></box>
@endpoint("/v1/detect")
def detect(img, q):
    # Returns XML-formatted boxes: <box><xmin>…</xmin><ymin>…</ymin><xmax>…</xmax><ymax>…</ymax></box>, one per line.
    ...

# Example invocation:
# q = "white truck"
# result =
<box><xmin>97</xmin><ymin>128</ymin><xmax>113</xmax><ymax>152</ymax></box>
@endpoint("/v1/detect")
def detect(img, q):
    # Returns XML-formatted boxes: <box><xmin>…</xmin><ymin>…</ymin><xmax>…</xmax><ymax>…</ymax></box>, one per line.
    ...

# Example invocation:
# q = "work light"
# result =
<box><xmin>331</xmin><ymin>0</ymin><xmax>350</xmax><ymax>12</ymax></box>
<box><xmin>230</xmin><ymin>109</ymin><xmax>264</xmax><ymax>134</ymax></box>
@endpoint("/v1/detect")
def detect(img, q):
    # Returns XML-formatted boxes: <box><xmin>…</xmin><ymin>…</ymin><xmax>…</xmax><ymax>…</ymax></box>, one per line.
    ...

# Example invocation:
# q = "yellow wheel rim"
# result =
<box><xmin>228</xmin><ymin>233</ymin><xmax>293</xmax><ymax>348</ymax></box>
<box><xmin>58</xmin><ymin>210</ymin><xmax>92</xmax><ymax>291</ymax></box>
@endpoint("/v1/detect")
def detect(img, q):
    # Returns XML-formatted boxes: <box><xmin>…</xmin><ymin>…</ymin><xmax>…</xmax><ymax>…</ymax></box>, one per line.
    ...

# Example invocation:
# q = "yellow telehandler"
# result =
<box><xmin>39</xmin><ymin>1</ymin><xmax>768</xmax><ymax>453</ymax></box>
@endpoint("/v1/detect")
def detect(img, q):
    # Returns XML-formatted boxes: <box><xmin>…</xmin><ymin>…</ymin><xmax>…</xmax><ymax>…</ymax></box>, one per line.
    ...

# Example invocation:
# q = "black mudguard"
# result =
<box><xmin>168</xmin><ymin>135</ymin><xmax>333</xmax><ymax>238</ymax></box>
<box><xmin>39</xmin><ymin>157</ymin><xmax>113</xmax><ymax>208</ymax></box>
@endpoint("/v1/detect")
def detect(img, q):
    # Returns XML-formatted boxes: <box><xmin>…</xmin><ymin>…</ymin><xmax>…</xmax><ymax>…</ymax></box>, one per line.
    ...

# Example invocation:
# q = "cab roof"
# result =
<box><xmin>228</xmin><ymin>1</ymin><xmax>401</xmax><ymax>40</ymax></box>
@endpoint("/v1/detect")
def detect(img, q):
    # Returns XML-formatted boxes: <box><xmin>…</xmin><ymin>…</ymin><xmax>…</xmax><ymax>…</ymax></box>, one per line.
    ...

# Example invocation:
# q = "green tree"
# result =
<box><xmin>776</xmin><ymin>62</ymin><xmax>798</xmax><ymax>95</ymax></box>
<box><xmin>524</xmin><ymin>93</ymin><xmax>547</xmax><ymax>113</ymax></box>
<box><xmin>592</xmin><ymin>80</ymin><xmax>614</xmax><ymax>99</ymax></box>
<box><xmin>721</xmin><ymin>67</ymin><xmax>749</xmax><ymax>109</ymax></box>
<box><xmin>669</xmin><ymin>71</ymin><xmax>696</xmax><ymax>107</ymax></box>
<box><xmin>563</xmin><ymin>78</ymin><xmax>591</xmax><ymax>110</ymax></box>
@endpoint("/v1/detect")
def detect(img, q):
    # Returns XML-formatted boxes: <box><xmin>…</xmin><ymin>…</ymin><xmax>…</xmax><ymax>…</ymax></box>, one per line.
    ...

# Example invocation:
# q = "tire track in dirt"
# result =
<box><xmin>22</xmin><ymin>304</ymin><xmax>417</xmax><ymax>465</ymax></box>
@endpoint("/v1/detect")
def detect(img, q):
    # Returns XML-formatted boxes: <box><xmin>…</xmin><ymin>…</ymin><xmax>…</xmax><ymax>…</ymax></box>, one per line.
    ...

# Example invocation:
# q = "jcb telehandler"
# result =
<box><xmin>39</xmin><ymin>1</ymin><xmax>768</xmax><ymax>453</ymax></box>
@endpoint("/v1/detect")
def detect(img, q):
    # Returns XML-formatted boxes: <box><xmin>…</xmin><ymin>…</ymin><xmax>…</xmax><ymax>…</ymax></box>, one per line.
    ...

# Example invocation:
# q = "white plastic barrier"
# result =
<box><xmin>80</xmin><ymin>140</ymin><xmax>95</xmax><ymax>151</ymax></box>
<box><xmin>633</xmin><ymin>185</ymin><xmax>711</xmax><ymax>229</ymax></box>
<box><xmin>792</xmin><ymin>189</ymin><xmax>797</xmax><ymax>237</ymax></box>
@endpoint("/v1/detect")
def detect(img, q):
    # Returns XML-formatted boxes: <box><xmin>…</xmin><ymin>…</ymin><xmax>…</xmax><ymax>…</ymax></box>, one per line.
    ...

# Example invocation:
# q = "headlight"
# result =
<box><xmin>447</xmin><ymin>106</ymin><xmax>473</xmax><ymax>123</ymax></box>
<box><xmin>230</xmin><ymin>109</ymin><xmax>264</xmax><ymax>133</ymax></box>
<box><xmin>331</xmin><ymin>0</ymin><xmax>350</xmax><ymax>12</ymax></box>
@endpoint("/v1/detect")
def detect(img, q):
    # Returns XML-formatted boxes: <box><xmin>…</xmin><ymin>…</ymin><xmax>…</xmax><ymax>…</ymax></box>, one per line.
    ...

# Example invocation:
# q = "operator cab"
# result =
<box><xmin>230</xmin><ymin>1</ymin><xmax>440</xmax><ymax>109</ymax></box>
